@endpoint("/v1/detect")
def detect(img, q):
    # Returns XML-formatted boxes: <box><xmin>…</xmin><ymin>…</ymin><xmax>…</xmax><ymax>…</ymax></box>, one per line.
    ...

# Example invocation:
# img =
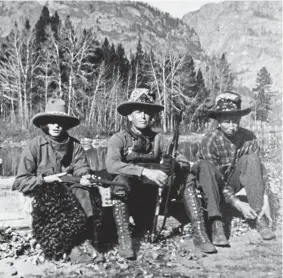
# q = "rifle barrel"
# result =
<box><xmin>60</xmin><ymin>176</ymin><xmax>125</xmax><ymax>187</ymax></box>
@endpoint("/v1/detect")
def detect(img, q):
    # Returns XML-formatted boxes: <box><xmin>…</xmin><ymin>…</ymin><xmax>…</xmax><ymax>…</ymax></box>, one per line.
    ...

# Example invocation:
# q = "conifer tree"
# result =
<box><xmin>253</xmin><ymin>67</ymin><xmax>273</xmax><ymax>122</ymax></box>
<box><xmin>34</xmin><ymin>6</ymin><xmax>50</xmax><ymax>46</ymax></box>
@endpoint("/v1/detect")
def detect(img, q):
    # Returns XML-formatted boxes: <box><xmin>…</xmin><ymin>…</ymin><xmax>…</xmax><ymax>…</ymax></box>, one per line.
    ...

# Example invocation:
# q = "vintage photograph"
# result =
<box><xmin>0</xmin><ymin>0</ymin><xmax>281</xmax><ymax>277</ymax></box>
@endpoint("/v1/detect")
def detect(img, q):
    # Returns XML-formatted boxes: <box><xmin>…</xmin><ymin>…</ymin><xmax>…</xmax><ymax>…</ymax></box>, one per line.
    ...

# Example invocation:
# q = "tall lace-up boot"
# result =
<box><xmin>183</xmin><ymin>185</ymin><xmax>217</xmax><ymax>254</ymax></box>
<box><xmin>113</xmin><ymin>200</ymin><xmax>135</xmax><ymax>259</ymax></box>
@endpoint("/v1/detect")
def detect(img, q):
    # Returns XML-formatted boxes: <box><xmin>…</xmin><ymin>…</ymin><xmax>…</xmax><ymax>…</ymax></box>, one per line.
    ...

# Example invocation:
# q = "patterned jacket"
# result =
<box><xmin>197</xmin><ymin>127</ymin><xmax>260</xmax><ymax>168</ymax></box>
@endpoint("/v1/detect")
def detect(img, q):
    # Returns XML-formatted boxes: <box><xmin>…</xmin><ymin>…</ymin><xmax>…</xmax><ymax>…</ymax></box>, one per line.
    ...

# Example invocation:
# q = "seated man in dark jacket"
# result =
<box><xmin>12</xmin><ymin>99</ymin><xmax>103</xmax><ymax>263</ymax></box>
<box><xmin>196</xmin><ymin>91</ymin><xmax>275</xmax><ymax>246</ymax></box>
<box><xmin>106</xmin><ymin>88</ymin><xmax>217</xmax><ymax>260</ymax></box>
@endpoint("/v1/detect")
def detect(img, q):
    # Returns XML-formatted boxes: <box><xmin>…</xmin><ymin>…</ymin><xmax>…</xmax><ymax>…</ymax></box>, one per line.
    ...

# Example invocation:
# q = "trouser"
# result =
<box><xmin>71</xmin><ymin>185</ymin><xmax>94</xmax><ymax>218</ymax></box>
<box><xmin>198</xmin><ymin>153</ymin><xmax>265</xmax><ymax>219</ymax></box>
<box><xmin>111</xmin><ymin>163</ymin><xmax>183</xmax><ymax>229</ymax></box>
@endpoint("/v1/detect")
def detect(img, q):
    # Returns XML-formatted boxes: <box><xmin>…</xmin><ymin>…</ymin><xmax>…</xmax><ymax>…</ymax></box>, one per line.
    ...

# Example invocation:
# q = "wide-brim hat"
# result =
<box><xmin>207</xmin><ymin>91</ymin><xmax>251</xmax><ymax>119</ymax></box>
<box><xmin>117</xmin><ymin>88</ymin><xmax>164</xmax><ymax>116</ymax></box>
<box><xmin>31</xmin><ymin>99</ymin><xmax>80</xmax><ymax>130</ymax></box>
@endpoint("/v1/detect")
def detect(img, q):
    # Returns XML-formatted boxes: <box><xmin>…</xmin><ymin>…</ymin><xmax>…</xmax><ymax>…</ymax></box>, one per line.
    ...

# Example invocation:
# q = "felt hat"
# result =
<box><xmin>117</xmin><ymin>88</ymin><xmax>164</xmax><ymax>116</ymax></box>
<box><xmin>31</xmin><ymin>99</ymin><xmax>80</xmax><ymax>130</ymax></box>
<box><xmin>207</xmin><ymin>91</ymin><xmax>251</xmax><ymax>119</ymax></box>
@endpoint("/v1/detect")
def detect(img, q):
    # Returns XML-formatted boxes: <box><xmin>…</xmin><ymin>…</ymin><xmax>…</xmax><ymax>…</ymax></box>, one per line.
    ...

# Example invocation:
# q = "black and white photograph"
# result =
<box><xmin>0</xmin><ymin>0</ymin><xmax>281</xmax><ymax>277</ymax></box>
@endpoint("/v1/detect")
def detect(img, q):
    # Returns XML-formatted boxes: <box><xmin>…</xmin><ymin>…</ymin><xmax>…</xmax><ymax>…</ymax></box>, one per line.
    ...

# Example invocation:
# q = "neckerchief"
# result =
<box><xmin>126</xmin><ymin>124</ymin><xmax>156</xmax><ymax>154</ymax></box>
<box><xmin>44</xmin><ymin>133</ymin><xmax>72</xmax><ymax>169</ymax></box>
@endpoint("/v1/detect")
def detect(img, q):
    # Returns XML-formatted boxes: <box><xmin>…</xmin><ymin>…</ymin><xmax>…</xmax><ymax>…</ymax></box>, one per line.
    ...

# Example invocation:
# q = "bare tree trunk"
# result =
<box><xmin>11</xmin><ymin>99</ymin><xmax>15</xmax><ymax>123</ymax></box>
<box><xmin>68</xmin><ymin>74</ymin><xmax>72</xmax><ymax>114</ymax></box>
<box><xmin>88</xmin><ymin>63</ymin><xmax>105</xmax><ymax>125</ymax></box>
<box><xmin>162</xmin><ymin>63</ymin><xmax>167</xmax><ymax>132</ymax></box>
<box><xmin>134</xmin><ymin>63</ymin><xmax>139</xmax><ymax>89</ymax></box>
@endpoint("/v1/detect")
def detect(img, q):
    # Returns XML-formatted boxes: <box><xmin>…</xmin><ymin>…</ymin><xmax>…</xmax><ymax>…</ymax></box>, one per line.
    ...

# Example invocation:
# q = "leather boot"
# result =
<box><xmin>256</xmin><ymin>215</ymin><xmax>276</xmax><ymax>240</ymax></box>
<box><xmin>86</xmin><ymin>217</ymin><xmax>105</xmax><ymax>263</ymax></box>
<box><xmin>113</xmin><ymin>200</ymin><xmax>135</xmax><ymax>259</ymax></box>
<box><xmin>183</xmin><ymin>185</ymin><xmax>217</xmax><ymax>254</ymax></box>
<box><xmin>211</xmin><ymin>218</ymin><xmax>229</xmax><ymax>246</ymax></box>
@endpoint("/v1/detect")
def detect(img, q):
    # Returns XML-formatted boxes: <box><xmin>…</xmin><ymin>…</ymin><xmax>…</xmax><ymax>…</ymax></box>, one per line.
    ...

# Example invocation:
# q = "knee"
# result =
<box><xmin>199</xmin><ymin>160</ymin><xmax>218</xmax><ymax>173</ymax></box>
<box><xmin>241</xmin><ymin>153</ymin><xmax>261</xmax><ymax>165</ymax></box>
<box><xmin>111</xmin><ymin>175</ymin><xmax>130</xmax><ymax>200</ymax></box>
<box><xmin>72</xmin><ymin>187</ymin><xmax>90</xmax><ymax>199</ymax></box>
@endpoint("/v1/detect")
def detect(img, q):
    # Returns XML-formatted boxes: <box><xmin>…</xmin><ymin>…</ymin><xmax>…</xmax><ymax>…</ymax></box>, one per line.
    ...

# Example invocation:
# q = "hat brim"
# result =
<box><xmin>207</xmin><ymin>108</ymin><xmax>252</xmax><ymax>119</ymax></box>
<box><xmin>31</xmin><ymin>113</ymin><xmax>80</xmax><ymax>130</ymax></box>
<box><xmin>117</xmin><ymin>102</ymin><xmax>164</xmax><ymax>116</ymax></box>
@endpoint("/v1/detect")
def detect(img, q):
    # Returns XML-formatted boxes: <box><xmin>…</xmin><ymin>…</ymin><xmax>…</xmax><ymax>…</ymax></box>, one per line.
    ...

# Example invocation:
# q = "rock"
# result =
<box><xmin>10</xmin><ymin>268</ymin><xmax>18</xmax><ymax>276</ymax></box>
<box><xmin>183</xmin><ymin>1</ymin><xmax>282</xmax><ymax>90</ymax></box>
<box><xmin>118</xmin><ymin>261</ymin><xmax>128</xmax><ymax>270</ymax></box>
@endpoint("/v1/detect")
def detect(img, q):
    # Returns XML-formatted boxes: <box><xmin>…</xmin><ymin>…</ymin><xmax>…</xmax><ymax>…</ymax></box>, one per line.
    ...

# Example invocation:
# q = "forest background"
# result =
<box><xmin>0</xmin><ymin>1</ymin><xmax>281</xmax><ymax>144</ymax></box>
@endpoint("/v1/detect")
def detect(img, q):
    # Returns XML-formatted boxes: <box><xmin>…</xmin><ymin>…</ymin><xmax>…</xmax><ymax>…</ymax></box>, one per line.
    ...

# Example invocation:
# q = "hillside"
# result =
<box><xmin>0</xmin><ymin>1</ymin><xmax>203</xmax><ymax>59</ymax></box>
<box><xmin>183</xmin><ymin>1</ymin><xmax>282</xmax><ymax>90</ymax></box>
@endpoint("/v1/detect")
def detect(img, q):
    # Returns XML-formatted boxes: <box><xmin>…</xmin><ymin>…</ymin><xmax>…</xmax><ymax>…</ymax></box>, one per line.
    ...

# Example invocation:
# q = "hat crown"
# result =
<box><xmin>45</xmin><ymin>99</ymin><xmax>67</xmax><ymax>114</ymax></box>
<box><xmin>117</xmin><ymin>88</ymin><xmax>164</xmax><ymax>116</ymax></box>
<box><xmin>215</xmin><ymin>92</ymin><xmax>242</xmax><ymax>112</ymax></box>
<box><xmin>128</xmin><ymin>88</ymin><xmax>155</xmax><ymax>104</ymax></box>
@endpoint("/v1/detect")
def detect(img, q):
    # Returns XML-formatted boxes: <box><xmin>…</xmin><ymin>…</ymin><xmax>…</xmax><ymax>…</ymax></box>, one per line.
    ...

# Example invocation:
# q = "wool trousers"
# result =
<box><xmin>111</xmin><ymin>163</ymin><xmax>183</xmax><ymax>229</ymax></box>
<box><xmin>198</xmin><ymin>153</ymin><xmax>265</xmax><ymax>219</ymax></box>
<box><xmin>71</xmin><ymin>186</ymin><xmax>94</xmax><ymax>218</ymax></box>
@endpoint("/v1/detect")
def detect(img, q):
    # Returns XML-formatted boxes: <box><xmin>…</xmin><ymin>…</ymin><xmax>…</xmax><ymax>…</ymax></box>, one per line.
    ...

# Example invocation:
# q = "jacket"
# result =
<box><xmin>106</xmin><ymin>129</ymin><xmax>190</xmax><ymax>177</ymax></box>
<box><xmin>12</xmin><ymin>134</ymin><xmax>90</xmax><ymax>195</ymax></box>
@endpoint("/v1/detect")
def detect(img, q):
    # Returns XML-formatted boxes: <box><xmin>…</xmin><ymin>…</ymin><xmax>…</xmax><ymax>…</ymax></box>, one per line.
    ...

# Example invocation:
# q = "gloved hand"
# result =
<box><xmin>160</xmin><ymin>155</ymin><xmax>175</xmax><ymax>176</ymax></box>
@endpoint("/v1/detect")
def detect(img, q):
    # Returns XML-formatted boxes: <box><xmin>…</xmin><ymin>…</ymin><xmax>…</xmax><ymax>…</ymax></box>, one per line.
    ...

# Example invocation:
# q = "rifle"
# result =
<box><xmin>222</xmin><ymin>147</ymin><xmax>240</xmax><ymax>207</ymax></box>
<box><xmin>60</xmin><ymin>174</ymin><xmax>126</xmax><ymax>207</ymax></box>
<box><xmin>150</xmin><ymin>111</ymin><xmax>183</xmax><ymax>243</ymax></box>
<box><xmin>60</xmin><ymin>175</ymin><xmax>125</xmax><ymax>187</ymax></box>
<box><xmin>223</xmin><ymin>147</ymin><xmax>239</xmax><ymax>185</ymax></box>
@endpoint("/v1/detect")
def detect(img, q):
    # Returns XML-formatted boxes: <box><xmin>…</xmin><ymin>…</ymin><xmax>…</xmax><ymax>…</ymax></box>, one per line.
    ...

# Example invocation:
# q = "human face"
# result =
<box><xmin>47</xmin><ymin>121</ymin><xmax>64</xmax><ymax>138</ymax></box>
<box><xmin>128</xmin><ymin>109</ymin><xmax>153</xmax><ymax>130</ymax></box>
<box><xmin>218</xmin><ymin>115</ymin><xmax>241</xmax><ymax>137</ymax></box>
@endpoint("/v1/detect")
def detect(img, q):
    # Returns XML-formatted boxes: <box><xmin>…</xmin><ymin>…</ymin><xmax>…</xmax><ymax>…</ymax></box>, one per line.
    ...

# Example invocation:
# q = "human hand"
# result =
<box><xmin>43</xmin><ymin>172</ymin><xmax>66</xmax><ymax>183</ymax></box>
<box><xmin>80</xmin><ymin>174</ymin><xmax>92</xmax><ymax>186</ymax></box>
<box><xmin>258</xmin><ymin>195</ymin><xmax>272</xmax><ymax>227</ymax></box>
<box><xmin>141</xmin><ymin>168</ymin><xmax>168</xmax><ymax>188</ymax></box>
<box><xmin>234</xmin><ymin>200</ymin><xmax>257</xmax><ymax>220</ymax></box>
<box><xmin>160</xmin><ymin>155</ymin><xmax>174</xmax><ymax>175</ymax></box>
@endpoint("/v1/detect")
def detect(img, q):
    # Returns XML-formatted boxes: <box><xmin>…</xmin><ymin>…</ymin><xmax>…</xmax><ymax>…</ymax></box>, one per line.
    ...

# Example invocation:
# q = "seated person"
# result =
<box><xmin>12</xmin><ymin>98</ymin><xmax>103</xmax><ymax>263</ymax></box>
<box><xmin>106</xmin><ymin>88</ymin><xmax>217</xmax><ymax>260</ymax></box>
<box><xmin>195</xmin><ymin>91</ymin><xmax>275</xmax><ymax>247</ymax></box>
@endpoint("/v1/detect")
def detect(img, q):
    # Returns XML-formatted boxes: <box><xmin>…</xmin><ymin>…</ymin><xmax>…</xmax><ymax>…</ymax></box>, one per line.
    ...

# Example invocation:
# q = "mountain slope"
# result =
<box><xmin>183</xmin><ymin>1</ymin><xmax>282</xmax><ymax>90</ymax></box>
<box><xmin>0</xmin><ymin>1</ymin><xmax>203</xmax><ymax>58</ymax></box>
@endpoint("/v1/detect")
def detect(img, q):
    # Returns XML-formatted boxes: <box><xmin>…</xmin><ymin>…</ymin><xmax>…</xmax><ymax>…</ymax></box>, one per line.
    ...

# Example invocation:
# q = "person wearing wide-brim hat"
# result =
<box><xmin>106</xmin><ymin>88</ymin><xmax>217</xmax><ymax>259</ymax></box>
<box><xmin>12</xmin><ymin>98</ymin><xmax>104</xmax><ymax>263</ymax></box>
<box><xmin>195</xmin><ymin>91</ymin><xmax>275</xmax><ymax>246</ymax></box>
<box><xmin>31</xmin><ymin>98</ymin><xmax>80</xmax><ymax>130</ymax></box>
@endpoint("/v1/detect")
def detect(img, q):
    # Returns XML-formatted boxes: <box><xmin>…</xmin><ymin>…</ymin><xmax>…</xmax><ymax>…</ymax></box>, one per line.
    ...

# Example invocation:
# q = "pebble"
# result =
<box><xmin>166</xmin><ymin>262</ymin><xmax>173</xmax><ymax>267</ymax></box>
<box><xmin>151</xmin><ymin>251</ymin><xmax>159</xmax><ymax>260</ymax></box>
<box><xmin>119</xmin><ymin>262</ymin><xmax>129</xmax><ymax>270</ymax></box>
<box><xmin>10</xmin><ymin>269</ymin><xmax>18</xmax><ymax>276</ymax></box>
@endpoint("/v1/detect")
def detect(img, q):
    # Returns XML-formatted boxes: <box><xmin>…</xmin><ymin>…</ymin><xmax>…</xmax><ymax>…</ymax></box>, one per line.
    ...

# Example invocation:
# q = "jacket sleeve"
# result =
<box><xmin>72</xmin><ymin>142</ymin><xmax>91</xmax><ymax>177</ymax></box>
<box><xmin>248</xmin><ymin>138</ymin><xmax>260</xmax><ymax>155</ymax></box>
<box><xmin>12</xmin><ymin>142</ymin><xmax>45</xmax><ymax>195</ymax></box>
<box><xmin>106</xmin><ymin>134</ymin><xmax>144</xmax><ymax>177</ymax></box>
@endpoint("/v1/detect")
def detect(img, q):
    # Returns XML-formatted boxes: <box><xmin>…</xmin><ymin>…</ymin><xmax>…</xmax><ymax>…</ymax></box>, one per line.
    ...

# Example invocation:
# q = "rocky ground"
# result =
<box><xmin>0</xmin><ymin>221</ymin><xmax>281</xmax><ymax>278</ymax></box>
<box><xmin>0</xmin><ymin>152</ymin><xmax>281</xmax><ymax>278</ymax></box>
